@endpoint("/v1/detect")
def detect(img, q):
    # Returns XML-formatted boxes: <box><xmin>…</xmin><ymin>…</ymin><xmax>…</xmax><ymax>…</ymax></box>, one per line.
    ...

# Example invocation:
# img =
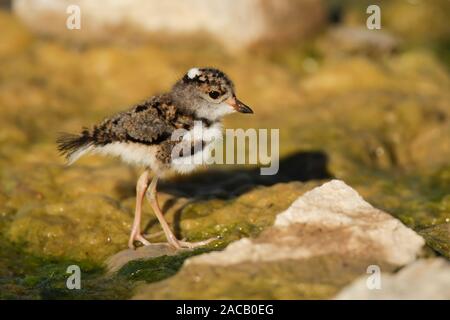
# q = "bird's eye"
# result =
<box><xmin>208</xmin><ymin>91</ymin><xmax>220</xmax><ymax>99</ymax></box>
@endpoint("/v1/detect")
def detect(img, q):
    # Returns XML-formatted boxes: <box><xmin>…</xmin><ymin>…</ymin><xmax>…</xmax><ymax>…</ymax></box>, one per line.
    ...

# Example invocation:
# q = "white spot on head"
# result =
<box><xmin>187</xmin><ymin>67</ymin><xmax>202</xmax><ymax>79</ymax></box>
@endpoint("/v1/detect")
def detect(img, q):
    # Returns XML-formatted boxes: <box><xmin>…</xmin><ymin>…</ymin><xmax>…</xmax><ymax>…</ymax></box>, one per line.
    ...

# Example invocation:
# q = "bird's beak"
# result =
<box><xmin>225</xmin><ymin>96</ymin><xmax>253</xmax><ymax>114</ymax></box>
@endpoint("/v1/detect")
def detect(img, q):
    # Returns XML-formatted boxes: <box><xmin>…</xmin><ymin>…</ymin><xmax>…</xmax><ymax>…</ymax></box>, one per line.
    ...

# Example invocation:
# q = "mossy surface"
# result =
<box><xmin>0</xmin><ymin>1</ymin><xmax>449</xmax><ymax>299</ymax></box>
<box><xmin>133</xmin><ymin>255</ymin><xmax>396</xmax><ymax>300</ymax></box>
<box><xmin>116</xmin><ymin>247</ymin><xmax>216</xmax><ymax>283</ymax></box>
<box><xmin>0</xmin><ymin>236</ymin><xmax>133</xmax><ymax>299</ymax></box>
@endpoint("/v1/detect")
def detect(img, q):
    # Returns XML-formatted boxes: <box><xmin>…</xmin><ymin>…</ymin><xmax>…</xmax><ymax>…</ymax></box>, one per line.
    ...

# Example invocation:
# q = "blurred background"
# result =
<box><xmin>0</xmin><ymin>0</ymin><xmax>449</xmax><ymax>299</ymax></box>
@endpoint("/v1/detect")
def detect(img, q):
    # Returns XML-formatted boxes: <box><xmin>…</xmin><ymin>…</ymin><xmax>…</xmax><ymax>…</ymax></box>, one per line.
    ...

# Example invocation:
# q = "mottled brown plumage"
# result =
<box><xmin>93</xmin><ymin>94</ymin><xmax>190</xmax><ymax>145</ymax></box>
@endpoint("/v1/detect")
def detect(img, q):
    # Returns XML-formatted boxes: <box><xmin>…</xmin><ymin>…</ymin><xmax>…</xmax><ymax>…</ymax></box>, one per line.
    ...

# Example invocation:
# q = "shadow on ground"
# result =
<box><xmin>159</xmin><ymin>150</ymin><xmax>332</xmax><ymax>199</ymax></box>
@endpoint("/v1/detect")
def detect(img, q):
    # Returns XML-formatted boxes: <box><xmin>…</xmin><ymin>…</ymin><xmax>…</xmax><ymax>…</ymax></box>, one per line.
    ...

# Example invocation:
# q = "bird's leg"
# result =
<box><xmin>147</xmin><ymin>176</ymin><xmax>217</xmax><ymax>249</ymax></box>
<box><xmin>128</xmin><ymin>170</ymin><xmax>152</xmax><ymax>249</ymax></box>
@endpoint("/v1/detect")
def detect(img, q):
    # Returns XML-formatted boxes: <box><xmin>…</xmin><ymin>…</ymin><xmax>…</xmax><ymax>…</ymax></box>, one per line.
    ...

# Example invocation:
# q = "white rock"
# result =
<box><xmin>335</xmin><ymin>258</ymin><xmax>450</xmax><ymax>300</ymax></box>
<box><xmin>275</xmin><ymin>179</ymin><xmax>373</xmax><ymax>227</ymax></box>
<box><xmin>187</xmin><ymin>180</ymin><xmax>424</xmax><ymax>267</ymax></box>
<box><xmin>12</xmin><ymin>0</ymin><xmax>325</xmax><ymax>49</ymax></box>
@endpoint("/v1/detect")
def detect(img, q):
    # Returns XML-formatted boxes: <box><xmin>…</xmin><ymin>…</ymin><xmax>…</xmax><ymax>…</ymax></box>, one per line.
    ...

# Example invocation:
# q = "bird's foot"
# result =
<box><xmin>168</xmin><ymin>236</ymin><xmax>218</xmax><ymax>249</ymax></box>
<box><xmin>128</xmin><ymin>233</ymin><xmax>151</xmax><ymax>249</ymax></box>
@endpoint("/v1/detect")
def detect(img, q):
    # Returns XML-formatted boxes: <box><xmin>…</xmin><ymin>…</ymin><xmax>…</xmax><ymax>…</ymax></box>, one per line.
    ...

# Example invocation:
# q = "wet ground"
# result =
<box><xmin>0</xmin><ymin>3</ymin><xmax>449</xmax><ymax>299</ymax></box>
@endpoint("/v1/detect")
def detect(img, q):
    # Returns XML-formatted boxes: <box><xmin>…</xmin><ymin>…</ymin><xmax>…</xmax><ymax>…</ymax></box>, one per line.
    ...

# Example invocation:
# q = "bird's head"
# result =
<box><xmin>172</xmin><ymin>67</ymin><xmax>253</xmax><ymax>121</ymax></box>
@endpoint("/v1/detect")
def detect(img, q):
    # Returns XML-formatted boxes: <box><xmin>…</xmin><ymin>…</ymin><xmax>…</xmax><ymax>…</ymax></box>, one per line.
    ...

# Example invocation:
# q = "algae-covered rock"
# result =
<box><xmin>132</xmin><ymin>180</ymin><xmax>424</xmax><ymax>299</ymax></box>
<box><xmin>106</xmin><ymin>244</ymin><xmax>185</xmax><ymax>273</ymax></box>
<box><xmin>5</xmin><ymin>179</ymin><xmax>312</xmax><ymax>263</ymax></box>
<box><xmin>285</xmin><ymin>52</ymin><xmax>450</xmax><ymax>178</ymax></box>
<box><xmin>7</xmin><ymin>195</ymin><xmax>131</xmax><ymax>261</ymax></box>
<box><xmin>420</xmin><ymin>224</ymin><xmax>450</xmax><ymax>259</ymax></box>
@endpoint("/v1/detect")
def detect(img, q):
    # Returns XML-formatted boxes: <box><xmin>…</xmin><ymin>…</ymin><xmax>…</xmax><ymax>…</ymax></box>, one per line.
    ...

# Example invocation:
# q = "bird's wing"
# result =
<box><xmin>92</xmin><ymin>95</ymin><xmax>179</xmax><ymax>145</ymax></box>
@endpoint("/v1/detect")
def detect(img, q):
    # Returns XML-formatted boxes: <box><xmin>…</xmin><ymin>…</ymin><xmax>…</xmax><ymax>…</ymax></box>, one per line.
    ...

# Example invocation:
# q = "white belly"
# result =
<box><xmin>94</xmin><ymin>142</ymin><xmax>160</xmax><ymax>169</ymax></box>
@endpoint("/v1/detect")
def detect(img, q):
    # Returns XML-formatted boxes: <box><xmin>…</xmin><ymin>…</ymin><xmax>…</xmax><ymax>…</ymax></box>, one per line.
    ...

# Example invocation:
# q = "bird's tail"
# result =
<box><xmin>56</xmin><ymin>128</ymin><xmax>94</xmax><ymax>165</ymax></box>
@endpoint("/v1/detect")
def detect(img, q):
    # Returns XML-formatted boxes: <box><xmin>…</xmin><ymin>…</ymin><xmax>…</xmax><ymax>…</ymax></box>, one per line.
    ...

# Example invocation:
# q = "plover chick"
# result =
<box><xmin>57</xmin><ymin>67</ymin><xmax>253</xmax><ymax>249</ymax></box>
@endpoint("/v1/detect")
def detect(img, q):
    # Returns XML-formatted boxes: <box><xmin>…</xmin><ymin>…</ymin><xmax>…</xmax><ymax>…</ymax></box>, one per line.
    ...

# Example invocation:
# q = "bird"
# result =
<box><xmin>56</xmin><ymin>67</ymin><xmax>253</xmax><ymax>250</ymax></box>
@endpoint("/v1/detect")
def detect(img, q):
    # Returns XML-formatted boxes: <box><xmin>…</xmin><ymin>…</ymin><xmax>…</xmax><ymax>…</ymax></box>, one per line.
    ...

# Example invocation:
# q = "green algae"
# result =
<box><xmin>350</xmin><ymin>168</ymin><xmax>450</xmax><ymax>230</ymax></box>
<box><xmin>0</xmin><ymin>231</ymin><xmax>227</xmax><ymax>299</ymax></box>
<box><xmin>419</xmin><ymin>224</ymin><xmax>450</xmax><ymax>259</ymax></box>
<box><xmin>0</xmin><ymin>1</ymin><xmax>449</xmax><ymax>299</ymax></box>
<box><xmin>0</xmin><ymin>236</ymin><xmax>132</xmax><ymax>299</ymax></box>
<box><xmin>116</xmin><ymin>247</ymin><xmax>218</xmax><ymax>283</ymax></box>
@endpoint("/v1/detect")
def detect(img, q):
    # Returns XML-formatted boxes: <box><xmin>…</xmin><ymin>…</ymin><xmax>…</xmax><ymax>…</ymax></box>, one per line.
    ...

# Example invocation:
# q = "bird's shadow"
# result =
<box><xmin>138</xmin><ymin>151</ymin><xmax>331</xmax><ymax>237</ymax></box>
<box><xmin>160</xmin><ymin>150</ymin><xmax>331</xmax><ymax>198</ymax></box>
